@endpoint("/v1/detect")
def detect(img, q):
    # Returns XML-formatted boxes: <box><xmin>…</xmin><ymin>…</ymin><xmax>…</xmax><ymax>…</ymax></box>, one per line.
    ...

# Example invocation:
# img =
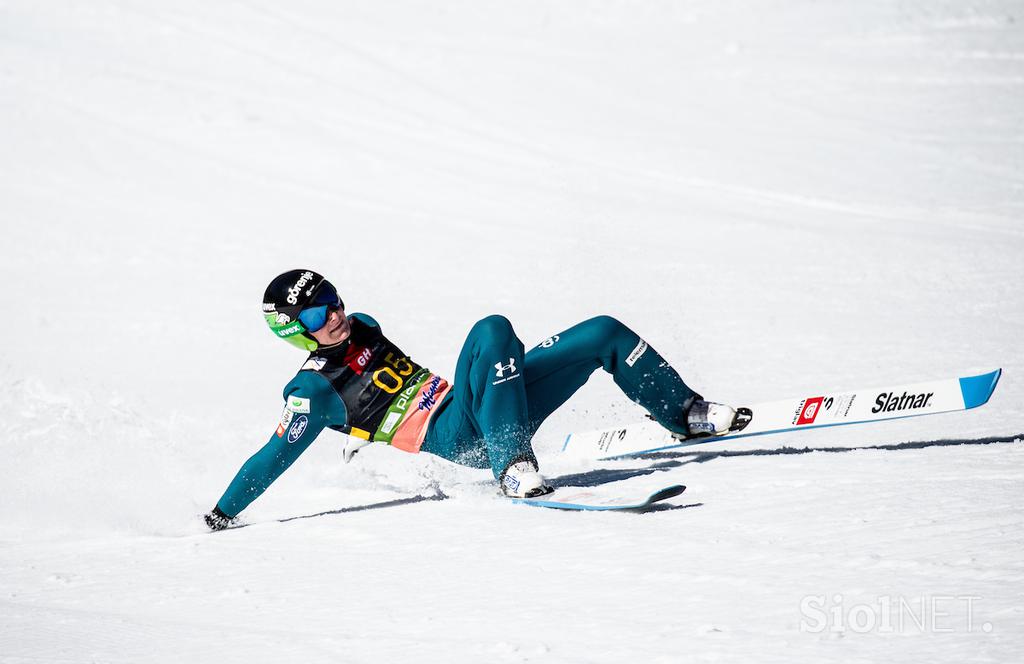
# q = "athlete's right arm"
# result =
<box><xmin>205</xmin><ymin>372</ymin><xmax>347</xmax><ymax>528</ymax></box>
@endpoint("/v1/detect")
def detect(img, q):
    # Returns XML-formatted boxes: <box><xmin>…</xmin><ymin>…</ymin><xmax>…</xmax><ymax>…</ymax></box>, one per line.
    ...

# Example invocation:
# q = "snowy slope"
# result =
<box><xmin>1</xmin><ymin>1</ymin><xmax>1022</xmax><ymax>662</ymax></box>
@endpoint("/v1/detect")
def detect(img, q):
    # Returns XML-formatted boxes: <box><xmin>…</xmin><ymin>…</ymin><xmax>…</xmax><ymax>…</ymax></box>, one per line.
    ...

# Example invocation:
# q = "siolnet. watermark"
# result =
<box><xmin>800</xmin><ymin>594</ymin><xmax>993</xmax><ymax>634</ymax></box>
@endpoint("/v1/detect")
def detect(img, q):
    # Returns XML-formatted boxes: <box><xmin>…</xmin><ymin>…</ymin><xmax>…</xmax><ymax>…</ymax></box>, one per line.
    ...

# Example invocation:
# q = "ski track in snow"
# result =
<box><xmin>1</xmin><ymin>0</ymin><xmax>1022</xmax><ymax>661</ymax></box>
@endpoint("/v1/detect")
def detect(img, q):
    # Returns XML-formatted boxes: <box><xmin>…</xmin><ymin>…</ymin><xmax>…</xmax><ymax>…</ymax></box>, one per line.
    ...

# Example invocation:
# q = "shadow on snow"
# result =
<box><xmin>224</xmin><ymin>434</ymin><xmax>1021</xmax><ymax>528</ymax></box>
<box><xmin>225</xmin><ymin>493</ymin><xmax>447</xmax><ymax>531</ymax></box>
<box><xmin>549</xmin><ymin>433</ymin><xmax>1023</xmax><ymax>489</ymax></box>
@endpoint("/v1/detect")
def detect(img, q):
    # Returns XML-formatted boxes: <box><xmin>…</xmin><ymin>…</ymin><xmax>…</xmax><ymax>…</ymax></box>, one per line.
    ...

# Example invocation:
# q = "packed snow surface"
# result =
<box><xmin>1</xmin><ymin>1</ymin><xmax>1022</xmax><ymax>662</ymax></box>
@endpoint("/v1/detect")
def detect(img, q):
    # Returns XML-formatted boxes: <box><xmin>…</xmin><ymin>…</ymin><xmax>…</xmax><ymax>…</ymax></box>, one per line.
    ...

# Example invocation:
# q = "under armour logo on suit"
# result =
<box><xmin>495</xmin><ymin>358</ymin><xmax>516</xmax><ymax>377</ymax></box>
<box><xmin>492</xmin><ymin>358</ymin><xmax>521</xmax><ymax>385</ymax></box>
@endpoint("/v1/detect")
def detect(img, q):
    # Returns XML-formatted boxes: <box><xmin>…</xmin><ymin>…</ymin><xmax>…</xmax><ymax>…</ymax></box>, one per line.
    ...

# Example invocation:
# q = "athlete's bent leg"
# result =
<box><xmin>422</xmin><ymin>315</ymin><xmax>537</xmax><ymax>478</ymax></box>
<box><xmin>524</xmin><ymin>315</ymin><xmax>698</xmax><ymax>435</ymax></box>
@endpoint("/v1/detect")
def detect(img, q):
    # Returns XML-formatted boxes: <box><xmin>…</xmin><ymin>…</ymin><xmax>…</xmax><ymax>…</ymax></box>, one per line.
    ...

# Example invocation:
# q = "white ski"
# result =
<box><xmin>561</xmin><ymin>369</ymin><xmax>1002</xmax><ymax>460</ymax></box>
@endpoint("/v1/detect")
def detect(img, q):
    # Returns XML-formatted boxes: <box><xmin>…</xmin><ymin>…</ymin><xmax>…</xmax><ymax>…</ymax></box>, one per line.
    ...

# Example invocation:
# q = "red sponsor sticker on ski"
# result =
<box><xmin>795</xmin><ymin>396</ymin><xmax>825</xmax><ymax>425</ymax></box>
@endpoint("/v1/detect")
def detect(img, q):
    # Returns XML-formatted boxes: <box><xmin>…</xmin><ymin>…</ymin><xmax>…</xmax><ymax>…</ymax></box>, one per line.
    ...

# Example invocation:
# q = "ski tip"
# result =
<box><xmin>648</xmin><ymin>485</ymin><xmax>687</xmax><ymax>502</ymax></box>
<box><xmin>959</xmin><ymin>368</ymin><xmax>1002</xmax><ymax>409</ymax></box>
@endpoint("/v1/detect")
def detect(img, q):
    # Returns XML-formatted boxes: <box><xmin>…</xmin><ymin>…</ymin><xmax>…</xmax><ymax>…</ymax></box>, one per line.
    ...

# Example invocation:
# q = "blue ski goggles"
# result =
<box><xmin>297</xmin><ymin>281</ymin><xmax>345</xmax><ymax>333</ymax></box>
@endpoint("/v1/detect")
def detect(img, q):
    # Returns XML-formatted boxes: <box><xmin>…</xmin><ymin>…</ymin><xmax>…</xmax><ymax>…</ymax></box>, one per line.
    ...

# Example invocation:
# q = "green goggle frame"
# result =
<box><xmin>265</xmin><ymin>313</ymin><xmax>318</xmax><ymax>352</ymax></box>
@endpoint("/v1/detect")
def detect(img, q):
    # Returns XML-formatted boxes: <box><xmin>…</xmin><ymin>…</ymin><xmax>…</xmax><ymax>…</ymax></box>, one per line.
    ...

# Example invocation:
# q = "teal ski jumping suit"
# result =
<box><xmin>214</xmin><ymin>313</ymin><xmax>698</xmax><ymax>518</ymax></box>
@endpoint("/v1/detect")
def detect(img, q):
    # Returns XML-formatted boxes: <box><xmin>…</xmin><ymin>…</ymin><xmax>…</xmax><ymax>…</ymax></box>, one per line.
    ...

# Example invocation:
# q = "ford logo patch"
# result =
<box><xmin>287</xmin><ymin>415</ymin><xmax>308</xmax><ymax>443</ymax></box>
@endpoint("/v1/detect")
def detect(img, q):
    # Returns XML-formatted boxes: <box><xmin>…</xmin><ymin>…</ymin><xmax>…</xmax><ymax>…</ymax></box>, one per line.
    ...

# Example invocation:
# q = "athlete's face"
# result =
<box><xmin>310</xmin><ymin>307</ymin><xmax>351</xmax><ymax>346</ymax></box>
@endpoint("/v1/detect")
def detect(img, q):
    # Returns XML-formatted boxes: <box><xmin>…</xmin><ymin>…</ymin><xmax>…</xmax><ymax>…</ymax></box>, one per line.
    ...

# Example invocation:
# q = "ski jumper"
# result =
<box><xmin>214</xmin><ymin>313</ymin><xmax>698</xmax><ymax>518</ymax></box>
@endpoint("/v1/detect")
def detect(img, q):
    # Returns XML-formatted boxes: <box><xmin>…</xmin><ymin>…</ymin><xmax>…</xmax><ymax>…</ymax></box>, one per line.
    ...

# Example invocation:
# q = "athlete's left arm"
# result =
<box><xmin>210</xmin><ymin>372</ymin><xmax>347</xmax><ymax>522</ymax></box>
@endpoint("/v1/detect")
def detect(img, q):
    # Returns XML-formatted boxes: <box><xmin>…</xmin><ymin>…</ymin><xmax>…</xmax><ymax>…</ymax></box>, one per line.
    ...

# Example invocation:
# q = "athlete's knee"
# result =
<box><xmin>471</xmin><ymin>314</ymin><xmax>516</xmax><ymax>342</ymax></box>
<box><xmin>585</xmin><ymin>315</ymin><xmax>630</xmax><ymax>339</ymax></box>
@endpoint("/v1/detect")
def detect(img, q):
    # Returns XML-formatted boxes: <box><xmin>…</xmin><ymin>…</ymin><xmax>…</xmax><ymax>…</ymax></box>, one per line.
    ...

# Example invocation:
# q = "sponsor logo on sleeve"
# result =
<box><xmin>287</xmin><ymin>415</ymin><xmax>309</xmax><ymax>443</ymax></box>
<box><xmin>276</xmin><ymin>406</ymin><xmax>296</xmax><ymax>437</ymax></box>
<box><xmin>288</xmin><ymin>396</ymin><xmax>311</xmax><ymax>414</ymax></box>
<box><xmin>625</xmin><ymin>340</ymin><xmax>648</xmax><ymax>367</ymax></box>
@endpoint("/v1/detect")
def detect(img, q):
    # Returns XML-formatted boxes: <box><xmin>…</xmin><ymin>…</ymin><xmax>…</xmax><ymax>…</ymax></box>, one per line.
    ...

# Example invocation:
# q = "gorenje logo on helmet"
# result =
<box><xmin>286</xmin><ymin>271</ymin><xmax>315</xmax><ymax>305</ymax></box>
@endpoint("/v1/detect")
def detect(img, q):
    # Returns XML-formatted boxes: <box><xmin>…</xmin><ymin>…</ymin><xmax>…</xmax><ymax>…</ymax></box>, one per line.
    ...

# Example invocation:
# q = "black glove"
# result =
<box><xmin>203</xmin><ymin>506</ymin><xmax>235</xmax><ymax>531</ymax></box>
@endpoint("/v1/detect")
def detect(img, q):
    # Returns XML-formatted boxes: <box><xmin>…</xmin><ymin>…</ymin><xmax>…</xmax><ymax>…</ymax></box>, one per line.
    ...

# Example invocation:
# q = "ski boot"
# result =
<box><xmin>203</xmin><ymin>507</ymin><xmax>236</xmax><ymax>531</ymax></box>
<box><xmin>500</xmin><ymin>459</ymin><xmax>554</xmax><ymax>498</ymax></box>
<box><xmin>673</xmin><ymin>398</ymin><xmax>753</xmax><ymax>440</ymax></box>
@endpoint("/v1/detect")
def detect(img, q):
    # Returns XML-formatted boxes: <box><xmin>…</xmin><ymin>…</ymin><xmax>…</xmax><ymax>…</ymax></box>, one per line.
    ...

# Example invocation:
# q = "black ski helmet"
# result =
<box><xmin>262</xmin><ymin>269</ymin><xmax>342</xmax><ymax>351</ymax></box>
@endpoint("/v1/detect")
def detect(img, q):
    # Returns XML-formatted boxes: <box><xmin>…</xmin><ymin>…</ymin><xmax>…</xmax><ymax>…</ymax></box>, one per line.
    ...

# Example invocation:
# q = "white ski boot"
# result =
<box><xmin>685</xmin><ymin>400</ymin><xmax>739</xmax><ymax>437</ymax></box>
<box><xmin>500</xmin><ymin>460</ymin><xmax>554</xmax><ymax>498</ymax></box>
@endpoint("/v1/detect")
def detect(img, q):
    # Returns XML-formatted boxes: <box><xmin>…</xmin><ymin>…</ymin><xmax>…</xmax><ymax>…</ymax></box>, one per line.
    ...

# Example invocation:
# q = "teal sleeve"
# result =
<box><xmin>215</xmin><ymin>372</ymin><xmax>347</xmax><ymax>518</ymax></box>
